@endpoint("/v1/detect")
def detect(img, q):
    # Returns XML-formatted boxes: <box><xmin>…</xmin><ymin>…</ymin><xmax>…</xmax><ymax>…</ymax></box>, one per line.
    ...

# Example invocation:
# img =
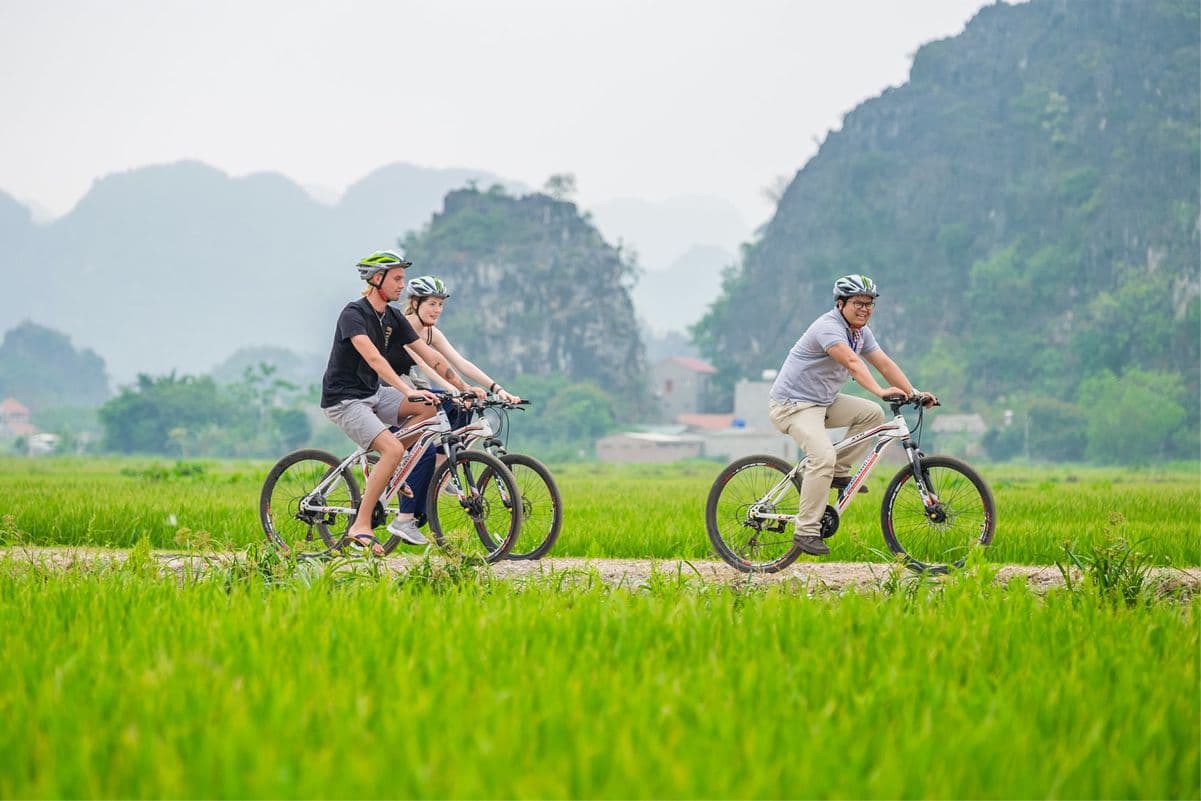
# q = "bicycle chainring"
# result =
<box><xmin>369</xmin><ymin>500</ymin><xmax>387</xmax><ymax>529</ymax></box>
<box><xmin>819</xmin><ymin>505</ymin><xmax>840</xmax><ymax>539</ymax></box>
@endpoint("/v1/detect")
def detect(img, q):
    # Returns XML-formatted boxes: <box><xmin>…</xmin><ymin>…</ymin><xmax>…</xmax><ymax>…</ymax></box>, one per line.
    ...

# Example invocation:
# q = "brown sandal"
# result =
<box><xmin>343</xmin><ymin>531</ymin><xmax>385</xmax><ymax>557</ymax></box>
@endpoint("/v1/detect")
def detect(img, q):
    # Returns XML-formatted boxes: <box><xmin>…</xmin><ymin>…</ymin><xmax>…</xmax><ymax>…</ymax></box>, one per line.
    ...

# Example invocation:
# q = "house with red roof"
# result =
<box><xmin>651</xmin><ymin>356</ymin><xmax>717</xmax><ymax>423</ymax></box>
<box><xmin>1</xmin><ymin>397</ymin><xmax>37</xmax><ymax>438</ymax></box>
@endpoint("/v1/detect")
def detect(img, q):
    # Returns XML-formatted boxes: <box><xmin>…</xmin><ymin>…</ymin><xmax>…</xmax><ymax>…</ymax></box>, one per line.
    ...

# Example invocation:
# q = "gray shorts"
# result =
<box><xmin>322</xmin><ymin>386</ymin><xmax>406</xmax><ymax>451</ymax></box>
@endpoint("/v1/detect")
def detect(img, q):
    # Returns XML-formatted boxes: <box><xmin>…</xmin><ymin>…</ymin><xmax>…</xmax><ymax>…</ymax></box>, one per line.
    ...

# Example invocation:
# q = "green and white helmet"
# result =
<box><xmin>407</xmin><ymin>275</ymin><xmax>450</xmax><ymax>299</ymax></box>
<box><xmin>833</xmin><ymin>274</ymin><xmax>879</xmax><ymax>301</ymax></box>
<box><xmin>356</xmin><ymin>250</ymin><xmax>412</xmax><ymax>281</ymax></box>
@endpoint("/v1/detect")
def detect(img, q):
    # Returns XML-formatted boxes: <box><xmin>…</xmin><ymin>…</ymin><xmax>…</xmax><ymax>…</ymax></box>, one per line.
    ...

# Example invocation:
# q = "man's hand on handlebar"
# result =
<box><xmin>877</xmin><ymin>386</ymin><xmax>908</xmax><ymax>401</ymax></box>
<box><xmin>880</xmin><ymin>389</ymin><xmax>940</xmax><ymax>408</ymax></box>
<box><xmin>406</xmin><ymin>389</ymin><xmax>441</xmax><ymax>406</ymax></box>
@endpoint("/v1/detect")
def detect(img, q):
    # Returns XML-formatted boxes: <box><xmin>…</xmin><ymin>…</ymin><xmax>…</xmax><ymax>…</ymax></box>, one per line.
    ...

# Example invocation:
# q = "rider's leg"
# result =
<box><xmin>825</xmin><ymin>394</ymin><xmax>886</xmax><ymax>477</ymax></box>
<box><xmin>393</xmin><ymin>395</ymin><xmax>437</xmax><ymax>449</ymax></box>
<box><xmin>396</xmin><ymin>447</ymin><xmax>436</xmax><ymax>522</ymax></box>
<box><xmin>348</xmin><ymin>430</ymin><xmax>405</xmax><ymax>538</ymax></box>
<box><xmin>769</xmin><ymin>400</ymin><xmax>835</xmax><ymax>539</ymax></box>
<box><xmin>324</xmin><ymin>392</ymin><xmax>403</xmax><ymax>550</ymax></box>
<box><xmin>382</xmin><ymin>391</ymin><xmax>441</xmax><ymax>522</ymax></box>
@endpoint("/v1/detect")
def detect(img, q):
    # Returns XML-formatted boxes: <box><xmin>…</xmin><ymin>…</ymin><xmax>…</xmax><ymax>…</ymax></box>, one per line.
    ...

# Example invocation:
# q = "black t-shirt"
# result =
<box><xmin>320</xmin><ymin>298</ymin><xmax>420</xmax><ymax>407</ymax></box>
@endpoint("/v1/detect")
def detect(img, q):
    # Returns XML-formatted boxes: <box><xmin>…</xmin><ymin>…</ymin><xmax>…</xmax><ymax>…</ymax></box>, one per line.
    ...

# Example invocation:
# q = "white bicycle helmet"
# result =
<box><xmin>407</xmin><ymin>275</ymin><xmax>451</xmax><ymax>299</ymax></box>
<box><xmin>833</xmin><ymin>274</ymin><xmax>879</xmax><ymax>302</ymax></box>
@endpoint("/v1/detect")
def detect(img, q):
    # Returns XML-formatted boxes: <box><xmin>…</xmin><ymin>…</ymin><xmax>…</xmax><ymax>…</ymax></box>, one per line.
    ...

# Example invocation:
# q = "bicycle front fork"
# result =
<box><xmin>903</xmin><ymin>442</ymin><xmax>943</xmax><ymax>516</ymax></box>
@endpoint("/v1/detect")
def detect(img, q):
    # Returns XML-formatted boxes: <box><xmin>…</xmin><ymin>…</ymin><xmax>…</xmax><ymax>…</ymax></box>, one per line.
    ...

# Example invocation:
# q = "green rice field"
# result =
<box><xmin>0</xmin><ymin>457</ymin><xmax>1198</xmax><ymax>798</ymax></box>
<box><xmin>0</xmin><ymin>457</ymin><xmax>1197</xmax><ymax>566</ymax></box>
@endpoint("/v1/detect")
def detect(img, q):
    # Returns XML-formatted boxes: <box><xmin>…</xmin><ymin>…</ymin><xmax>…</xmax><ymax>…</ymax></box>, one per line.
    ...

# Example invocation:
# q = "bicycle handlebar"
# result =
<box><xmin>884</xmin><ymin>393</ymin><xmax>940</xmax><ymax>410</ymax></box>
<box><xmin>412</xmin><ymin>390</ymin><xmax>531</xmax><ymax>409</ymax></box>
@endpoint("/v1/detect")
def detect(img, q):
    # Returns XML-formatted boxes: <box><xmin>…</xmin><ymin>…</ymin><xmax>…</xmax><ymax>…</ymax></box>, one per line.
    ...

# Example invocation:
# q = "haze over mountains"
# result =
<box><xmin>0</xmin><ymin>162</ymin><xmax>744</xmax><ymax>385</ymax></box>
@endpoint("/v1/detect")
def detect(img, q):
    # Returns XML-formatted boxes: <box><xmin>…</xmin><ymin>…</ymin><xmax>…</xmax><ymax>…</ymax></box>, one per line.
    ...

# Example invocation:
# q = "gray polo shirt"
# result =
<box><xmin>769</xmin><ymin>308</ymin><xmax>879</xmax><ymax>405</ymax></box>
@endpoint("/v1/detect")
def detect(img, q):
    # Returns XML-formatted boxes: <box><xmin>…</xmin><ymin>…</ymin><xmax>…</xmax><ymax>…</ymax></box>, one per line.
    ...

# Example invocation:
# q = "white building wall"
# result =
<box><xmin>732</xmin><ymin>380</ymin><xmax>774</xmax><ymax>430</ymax></box>
<box><xmin>698</xmin><ymin>431</ymin><xmax>799</xmax><ymax>463</ymax></box>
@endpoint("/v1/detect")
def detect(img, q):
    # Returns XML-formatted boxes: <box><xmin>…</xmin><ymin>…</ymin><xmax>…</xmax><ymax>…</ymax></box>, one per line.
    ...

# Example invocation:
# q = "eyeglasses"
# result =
<box><xmin>847</xmin><ymin>299</ymin><xmax>876</xmax><ymax>310</ymax></box>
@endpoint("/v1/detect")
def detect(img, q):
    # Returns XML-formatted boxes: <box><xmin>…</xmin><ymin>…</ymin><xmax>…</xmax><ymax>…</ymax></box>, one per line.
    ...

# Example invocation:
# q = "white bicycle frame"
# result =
<box><xmin>748</xmin><ymin>406</ymin><xmax>940</xmax><ymax>525</ymax></box>
<box><xmin>298</xmin><ymin>402</ymin><xmax>497</xmax><ymax>521</ymax></box>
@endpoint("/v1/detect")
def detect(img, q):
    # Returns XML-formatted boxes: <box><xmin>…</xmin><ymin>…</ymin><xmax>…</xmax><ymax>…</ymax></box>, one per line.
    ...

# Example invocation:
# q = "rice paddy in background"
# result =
<box><xmin>1</xmin><ymin>458</ymin><xmax>1198</xmax><ymax>566</ymax></box>
<box><xmin>1</xmin><ymin>457</ymin><xmax>1198</xmax><ymax>798</ymax></box>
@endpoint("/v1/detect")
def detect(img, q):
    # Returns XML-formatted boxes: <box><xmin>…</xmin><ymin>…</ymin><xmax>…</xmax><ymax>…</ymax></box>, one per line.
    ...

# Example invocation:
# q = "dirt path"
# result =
<box><xmin>7</xmin><ymin>546</ymin><xmax>1200</xmax><ymax>594</ymax></box>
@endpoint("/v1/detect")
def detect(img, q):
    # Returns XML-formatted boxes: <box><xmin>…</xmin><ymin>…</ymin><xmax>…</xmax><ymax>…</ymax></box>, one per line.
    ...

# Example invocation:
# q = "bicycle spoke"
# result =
<box><xmin>882</xmin><ymin>457</ymin><xmax>995</xmax><ymax>570</ymax></box>
<box><xmin>260</xmin><ymin>451</ymin><xmax>358</xmax><ymax>556</ymax></box>
<box><xmin>503</xmin><ymin>455</ymin><xmax>562</xmax><ymax>560</ymax></box>
<box><xmin>429</xmin><ymin>451</ymin><xmax>521</xmax><ymax>562</ymax></box>
<box><xmin>706</xmin><ymin>455</ymin><xmax>801</xmax><ymax>572</ymax></box>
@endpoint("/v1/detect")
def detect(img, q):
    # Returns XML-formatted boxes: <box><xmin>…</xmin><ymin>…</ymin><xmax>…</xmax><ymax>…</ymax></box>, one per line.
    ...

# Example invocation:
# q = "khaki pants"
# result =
<box><xmin>768</xmin><ymin>394</ymin><xmax>885</xmax><ymax>537</ymax></box>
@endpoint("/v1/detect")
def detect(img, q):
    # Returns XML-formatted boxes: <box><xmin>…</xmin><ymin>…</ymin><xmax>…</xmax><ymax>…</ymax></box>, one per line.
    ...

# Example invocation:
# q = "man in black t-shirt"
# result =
<box><xmin>321</xmin><ymin>250</ymin><xmax>479</xmax><ymax>555</ymax></box>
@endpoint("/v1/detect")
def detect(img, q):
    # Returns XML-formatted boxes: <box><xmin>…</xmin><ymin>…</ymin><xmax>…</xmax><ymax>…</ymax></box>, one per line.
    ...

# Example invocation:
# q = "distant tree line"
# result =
<box><xmin>98</xmin><ymin>366</ymin><xmax>312</xmax><ymax>458</ymax></box>
<box><xmin>94</xmin><ymin>366</ymin><xmax>620</xmax><ymax>461</ymax></box>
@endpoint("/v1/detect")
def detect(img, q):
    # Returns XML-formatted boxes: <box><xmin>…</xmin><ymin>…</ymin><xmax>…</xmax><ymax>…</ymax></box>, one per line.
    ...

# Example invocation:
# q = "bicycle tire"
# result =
<box><xmin>479</xmin><ymin>452</ymin><xmax>563</xmax><ymax>560</ymax></box>
<box><xmin>420</xmin><ymin>450</ymin><xmax>523</xmax><ymax>563</ymax></box>
<box><xmin>260</xmin><ymin>449</ymin><xmax>361</xmax><ymax>556</ymax></box>
<box><xmin>705</xmin><ymin>454</ymin><xmax>804</xmax><ymax>573</ymax></box>
<box><xmin>880</xmin><ymin>455</ymin><xmax>996</xmax><ymax>573</ymax></box>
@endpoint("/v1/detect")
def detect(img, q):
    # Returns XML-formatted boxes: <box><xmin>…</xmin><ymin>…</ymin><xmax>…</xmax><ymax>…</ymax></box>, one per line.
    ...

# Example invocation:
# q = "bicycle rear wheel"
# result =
<box><xmin>480</xmin><ymin>453</ymin><xmax>562</xmax><ymax>560</ymax></box>
<box><xmin>260</xmin><ymin>449</ymin><xmax>361</xmax><ymax>556</ymax></box>
<box><xmin>705</xmin><ymin>454</ymin><xmax>803</xmax><ymax>573</ymax></box>
<box><xmin>880</xmin><ymin>455</ymin><xmax>996</xmax><ymax>573</ymax></box>
<box><xmin>425</xmin><ymin>450</ymin><xmax>523</xmax><ymax>563</ymax></box>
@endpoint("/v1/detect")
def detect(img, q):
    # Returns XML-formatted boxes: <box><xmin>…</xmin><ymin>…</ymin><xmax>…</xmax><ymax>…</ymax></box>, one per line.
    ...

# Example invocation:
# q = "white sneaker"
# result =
<box><xmin>440</xmin><ymin>480</ymin><xmax>461</xmax><ymax>498</ymax></box>
<box><xmin>387</xmin><ymin>517</ymin><xmax>429</xmax><ymax>545</ymax></box>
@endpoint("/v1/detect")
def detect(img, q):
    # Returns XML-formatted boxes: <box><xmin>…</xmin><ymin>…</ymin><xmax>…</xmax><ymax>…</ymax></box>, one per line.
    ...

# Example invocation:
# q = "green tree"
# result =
<box><xmin>542</xmin><ymin>383</ymin><xmax>618</xmax><ymax>441</ymax></box>
<box><xmin>1027</xmin><ymin>397</ymin><xmax>1088</xmax><ymax>461</ymax></box>
<box><xmin>98</xmin><ymin>373</ymin><xmax>235</xmax><ymax>454</ymax></box>
<box><xmin>1076</xmin><ymin>369</ymin><xmax>1189</xmax><ymax>463</ymax></box>
<box><xmin>270</xmin><ymin>408</ymin><xmax>311</xmax><ymax>452</ymax></box>
<box><xmin>542</xmin><ymin>173</ymin><xmax>577</xmax><ymax>202</ymax></box>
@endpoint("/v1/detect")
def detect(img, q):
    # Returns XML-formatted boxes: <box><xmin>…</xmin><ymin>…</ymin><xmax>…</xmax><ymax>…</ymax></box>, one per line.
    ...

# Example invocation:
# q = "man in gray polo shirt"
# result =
<box><xmin>768</xmin><ymin>275</ymin><xmax>936</xmax><ymax>556</ymax></box>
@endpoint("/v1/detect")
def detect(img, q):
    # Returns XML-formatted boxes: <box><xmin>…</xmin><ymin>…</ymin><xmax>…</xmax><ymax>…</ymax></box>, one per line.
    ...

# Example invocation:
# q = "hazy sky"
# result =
<box><xmin>0</xmin><ymin>0</ymin><xmax>998</xmax><ymax>226</ymax></box>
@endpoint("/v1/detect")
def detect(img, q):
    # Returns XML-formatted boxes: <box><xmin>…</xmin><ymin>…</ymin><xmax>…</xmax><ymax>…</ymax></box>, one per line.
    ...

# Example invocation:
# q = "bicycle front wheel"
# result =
<box><xmin>881</xmin><ymin>455</ymin><xmax>996</xmax><ymax>573</ymax></box>
<box><xmin>482</xmin><ymin>453</ymin><xmax>562</xmax><ymax>560</ymax></box>
<box><xmin>426</xmin><ymin>450</ymin><xmax>523</xmax><ymax>563</ymax></box>
<box><xmin>705</xmin><ymin>454</ymin><xmax>803</xmax><ymax>573</ymax></box>
<box><xmin>259</xmin><ymin>449</ymin><xmax>361</xmax><ymax>556</ymax></box>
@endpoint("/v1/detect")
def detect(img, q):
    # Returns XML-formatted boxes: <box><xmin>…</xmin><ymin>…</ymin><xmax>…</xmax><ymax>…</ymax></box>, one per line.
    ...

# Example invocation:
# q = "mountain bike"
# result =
<box><xmin>458</xmin><ymin>396</ymin><xmax>563</xmax><ymax>560</ymax></box>
<box><xmin>705</xmin><ymin>394</ymin><xmax>995</xmax><ymax>573</ymax></box>
<box><xmin>259</xmin><ymin>395</ymin><xmax>522</xmax><ymax>562</ymax></box>
<box><xmin>358</xmin><ymin>393</ymin><xmax>563</xmax><ymax>560</ymax></box>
